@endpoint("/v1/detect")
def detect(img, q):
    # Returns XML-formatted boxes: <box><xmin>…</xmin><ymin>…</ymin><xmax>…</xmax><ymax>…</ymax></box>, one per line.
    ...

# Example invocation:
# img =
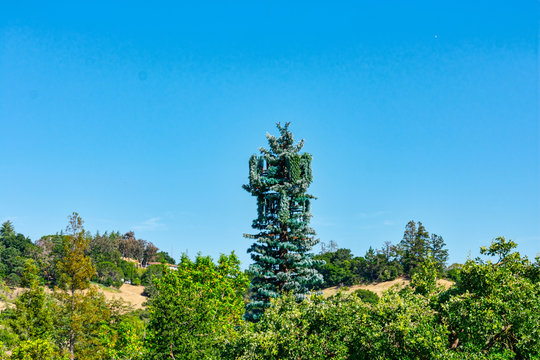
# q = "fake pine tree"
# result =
<box><xmin>243</xmin><ymin>123</ymin><xmax>323</xmax><ymax>321</ymax></box>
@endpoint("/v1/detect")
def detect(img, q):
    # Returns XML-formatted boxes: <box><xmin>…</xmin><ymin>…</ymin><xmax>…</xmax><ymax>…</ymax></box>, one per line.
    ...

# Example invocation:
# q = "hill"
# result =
<box><xmin>322</xmin><ymin>277</ymin><xmax>454</xmax><ymax>297</ymax></box>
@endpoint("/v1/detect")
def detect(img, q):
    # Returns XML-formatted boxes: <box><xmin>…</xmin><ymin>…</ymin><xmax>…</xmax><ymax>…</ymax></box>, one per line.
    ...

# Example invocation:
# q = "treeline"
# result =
<box><xmin>1</xmin><ymin>214</ymin><xmax>540</xmax><ymax>359</ymax></box>
<box><xmin>314</xmin><ymin>220</ymin><xmax>451</xmax><ymax>288</ymax></box>
<box><xmin>0</xmin><ymin>219</ymin><xmax>175</xmax><ymax>289</ymax></box>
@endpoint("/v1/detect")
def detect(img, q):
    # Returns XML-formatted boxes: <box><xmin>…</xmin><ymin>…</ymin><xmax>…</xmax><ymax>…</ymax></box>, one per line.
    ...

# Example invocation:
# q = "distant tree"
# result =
<box><xmin>141</xmin><ymin>264</ymin><xmax>166</xmax><ymax>298</ymax></box>
<box><xmin>429</xmin><ymin>233</ymin><xmax>449</xmax><ymax>272</ymax></box>
<box><xmin>118</xmin><ymin>260</ymin><xmax>141</xmax><ymax>285</ymax></box>
<box><xmin>320</xmin><ymin>240</ymin><xmax>339</xmax><ymax>254</ymax></box>
<box><xmin>314</xmin><ymin>248</ymin><xmax>354</xmax><ymax>287</ymax></box>
<box><xmin>118</xmin><ymin>232</ymin><xmax>146</xmax><ymax>263</ymax></box>
<box><xmin>89</xmin><ymin>231</ymin><xmax>121</xmax><ymax>265</ymax></box>
<box><xmin>0</xmin><ymin>221</ymin><xmax>35</xmax><ymax>286</ymax></box>
<box><xmin>35</xmin><ymin>234</ymin><xmax>65</xmax><ymax>286</ymax></box>
<box><xmin>95</xmin><ymin>262</ymin><xmax>124</xmax><ymax>288</ymax></box>
<box><xmin>363</xmin><ymin>247</ymin><xmax>379</xmax><ymax>281</ymax></box>
<box><xmin>143</xmin><ymin>242</ymin><xmax>158</xmax><ymax>266</ymax></box>
<box><xmin>155</xmin><ymin>251</ymin><xmax>176</xmax><ymax>265</ymax></box>
<box><xmin>243</xmin><ymin>123</ymin><xmax>323</xmax><ymax>321</ymax></box>
<box><xmin>397</xmin><ymin>220</ymin><xmax>450</xmax><ymax>277</ymax></box>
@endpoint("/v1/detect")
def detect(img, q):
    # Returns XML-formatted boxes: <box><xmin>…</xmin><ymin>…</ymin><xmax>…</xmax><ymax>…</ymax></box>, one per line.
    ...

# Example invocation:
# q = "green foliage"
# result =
<box><xmin>315</xmin><ymin>222</ymin><xmax>448</xmax><ymax>290</ymax></box>
<box><xmin>95</xmin><ymin>261</ymin><xmax>124</xmax><ymax>288</ymax></box>
<box><xmin>353</xmin><ymin>289</ymin><xmax>379</xmax><ymax>305</ymax></box>
<box><xmin>57</xmin><ymin>213</ymin><xmax>95</xmax><ymax>293</ymax></box>
<box><xmin>244</xmin><ymin>123</ymin><xmax>323</xmax><ymax>321</ymax></box>
<box><xmin>155</xmin><ymin>250</ymin><xmax>176</xmax><ymax>265</ymax></box>
<box><xmin>117</xmin><ymin>259</ymin><xmax>141</xmax><ymax>284</ymax></box>
<box><xmin>480</xmin><ymin>236</ymin><xmax>518</xmax><ymax>262</ymax></box>
<box><xmin>314</xmin><ymin>248</ymin><xmax>355</xmax><ymax>287</ymax></box>
<box><xmin>410</xmin><ymin>257</ymin><xmax>439</xmax><ymax>295</ymax></box>
<box><xmin>145</xmin><ymin>253</ymin><xmax>249</xmax><ymax>360</ymax></box>
<box><xmin>439</xmin><ymin>237</ymin><xmax>540</xmax><ymax>358</ymax></box>
<box><xmin>445</xmin><ymin>263</ymin><xmax>462</xmax><ymax>282</ymax></box>
<box><xmin>223</xmin><ymin>293</ymin><xmax>353</xmax><ymax>360</ymax></box>
<box><xmin>35</xmin><ymin>234</ymin><xmax>66</xmax><ymax>286</ymax></box>
<box><xmin>314</xmin><ymin>243</ymin><xmax>402</xmax><ymax>288</ymax></box>
<box><xmin>98</xmin><ymin>303</ymin><xmax>146</xmax><ymax>360</ymax></box>
<box><xmin>10</xmin><ymin>338</ymin><xmax>56</xmax><ymax>360</ymax></box>
<box><xmin>224</xmin><ymin>289</ymin><xmax>448</xmax><ymax>360</ymax></box>
<box><xmin>2</xmin><ymin>211</ymin><xmax>537</xmax><ymax>359</ymax></box>
<box><xmin>399</xmin><ymin>220</ymin><xmax>448</xmax><ymax>276</ymax></box>
<box><xmin>225</xmin><ymin>237</ymin><xmax>539</xmax><ymax>359</ymax></box>
<box><xmin>0</xmin><ymin>221</ymin><xmax>35</xmax><ymax>286</ymax></box>
<box><xmin>53</xmin><ymin>287</ymin><xmax>111</xmax><ymax>359</ymax></box>
<box><xmin>141</xmin><ymin>263</ymin><xmax>166</xmax><ymax>297</ymax></box>
<box><xmin>5</xmin><ymin>260</ymin><xmax>55</xmax><ymax>343</ymax></box>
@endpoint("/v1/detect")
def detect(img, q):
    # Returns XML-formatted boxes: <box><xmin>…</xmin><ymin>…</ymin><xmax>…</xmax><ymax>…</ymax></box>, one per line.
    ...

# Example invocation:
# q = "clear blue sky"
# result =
<box><xmin>1</xmin><ymin>1</ymin><xmax>538</xmax><ymax>267</ymax></box>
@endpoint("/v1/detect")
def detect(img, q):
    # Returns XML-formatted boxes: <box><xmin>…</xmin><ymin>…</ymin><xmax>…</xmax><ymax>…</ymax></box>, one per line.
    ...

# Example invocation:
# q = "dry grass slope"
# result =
<box><xmin>2</xmin><ymin>278</ymin><xmax>455</xmax><ymax>311</ymax></box>
<box><xmin>99</xmin><ymin>284</ymin><xmax>147</xmax><ymax>309</ymax></box>
<box><xmin>0</xmin><ymin>284</ymin><xmax>148</xmax><ymax>310</ymax></box>
<box><xmin>321</xmin><ymin>277</ymin><xmax>454</xmax><ymax>297</ymax></box>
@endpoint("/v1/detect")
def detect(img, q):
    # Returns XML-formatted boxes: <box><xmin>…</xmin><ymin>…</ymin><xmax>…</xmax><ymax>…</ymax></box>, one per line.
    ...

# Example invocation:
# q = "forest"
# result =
<box><xmin>1</xmin><ymin>126</ymin><xmax>539</xmax><ymax>359</ymax></box>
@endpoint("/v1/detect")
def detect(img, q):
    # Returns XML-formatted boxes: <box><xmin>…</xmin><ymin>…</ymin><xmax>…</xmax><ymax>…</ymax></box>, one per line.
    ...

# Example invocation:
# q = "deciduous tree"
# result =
<box><xmin>146</xmin><ymin>253</ymin><xmax>248</xmax><ymax>359</ymax></box>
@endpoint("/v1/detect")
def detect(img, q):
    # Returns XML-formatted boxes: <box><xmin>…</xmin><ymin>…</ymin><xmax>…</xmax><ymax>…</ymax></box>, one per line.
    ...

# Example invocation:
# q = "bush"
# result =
<box><xmin>141</xmin><ymin>264</ymin><xmax>166</xmax><ymax>297</ymax></box>
<box><xmin>353</xmin><ymin>289</ymin><xmax>379</xmax><ymax>305</ymax></box>
<box><xmin>438</xmin><ymin>237</ymin><xmax>540</xmax><ymax>358</ymax></box>
<box><xmin>10</xmin><ymin>339</ymin><xmax>56</xmax><ymax>360</ymax></box>
<box><xmin>5</xmin><ymin>273</ymin><xmax>21</xmax><ymax>287</ymax></box>
<box><xmin>146</xmin><ymin>253</ymin><xmax>248</xmax><ymax>360</ymax></box>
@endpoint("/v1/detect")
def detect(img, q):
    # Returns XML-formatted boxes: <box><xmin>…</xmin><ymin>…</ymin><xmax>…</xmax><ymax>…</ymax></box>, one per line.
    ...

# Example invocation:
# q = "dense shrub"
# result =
<box><xmin>145</xmin><ymin>253</ymin><xmax>248</xmax><ymax>360</ymax></box>
<box><xmin>141</xmin><ymin>264</ymin><xmax>166</xmax><ymax>297</ymax></box>
<box><xmin>353</xmin><ymin>289</ymin><xmax>379</xmax><ymax>304</ymax></box>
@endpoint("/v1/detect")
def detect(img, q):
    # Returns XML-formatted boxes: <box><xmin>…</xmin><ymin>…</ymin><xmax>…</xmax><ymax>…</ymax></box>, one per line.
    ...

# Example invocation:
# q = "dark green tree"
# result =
<box><xmin>5</xmin><ymin>259</ymin><xmax>55</xmax><ymax>344</ymax></box>
<box><xmin>399</xmin><ymin>220</ymin><xmax>430</xmax><ymax>275</ymax></box>
<box><xmin>155</xmin><ymin>251</ymin><xmax>176</xmax><ymax>265</ymax></box>
<box><xmin>243</xmin><ymin>123</ymin><xmax>323</xmax><ymax>321</ymax></box>
<box><xmin>0</xmin><ymin>221</ymin><xmax>35</xmax><ymax>286</ymax></box>
<box><xmin>398</xmin><ymin>221</ymin><xmax>449</xmax><ymax>276</ymax></box>
<box><xmin>314</xmin><ymin>248</ymin><xmax>355</xmax><ymax>287</ymax></box>
<box><xmin>89</xmin><ymin>231</ymin><xmax>121</xmax><ymax>265</ymax></box>
<box><xmin>35</xmin><ymin>234</ymin><xmax>66</xmax><ymax>286</ymax></box>
<box><xmin>429</xmin><ymin>233</ymin><xmax>449</xmax><ymax>273</ymax></box>
<box><xmin>145</xmin><ymin>253</ymin><xmax>248</xmax><ymax>359</ymax></box>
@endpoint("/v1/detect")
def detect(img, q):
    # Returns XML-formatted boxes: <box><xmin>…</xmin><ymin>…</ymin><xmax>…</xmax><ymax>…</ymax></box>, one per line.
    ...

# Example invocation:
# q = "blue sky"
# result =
<box><xmin>1</xmin><ymin>1</ymin><xmax>538</xmax><ymax>266</ymax></box>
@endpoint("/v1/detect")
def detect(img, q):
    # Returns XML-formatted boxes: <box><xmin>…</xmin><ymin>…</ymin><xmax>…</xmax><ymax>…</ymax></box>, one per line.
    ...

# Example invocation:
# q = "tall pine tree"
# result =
<box><xmin>243</xmin><ymin>123</ymin><xmax>323</xmax><ymax>321</ymax></box>
<box><xmin>399</xmin><ymin>220</ymin><xmax>449</xmax><ymax>276</ymax></box>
